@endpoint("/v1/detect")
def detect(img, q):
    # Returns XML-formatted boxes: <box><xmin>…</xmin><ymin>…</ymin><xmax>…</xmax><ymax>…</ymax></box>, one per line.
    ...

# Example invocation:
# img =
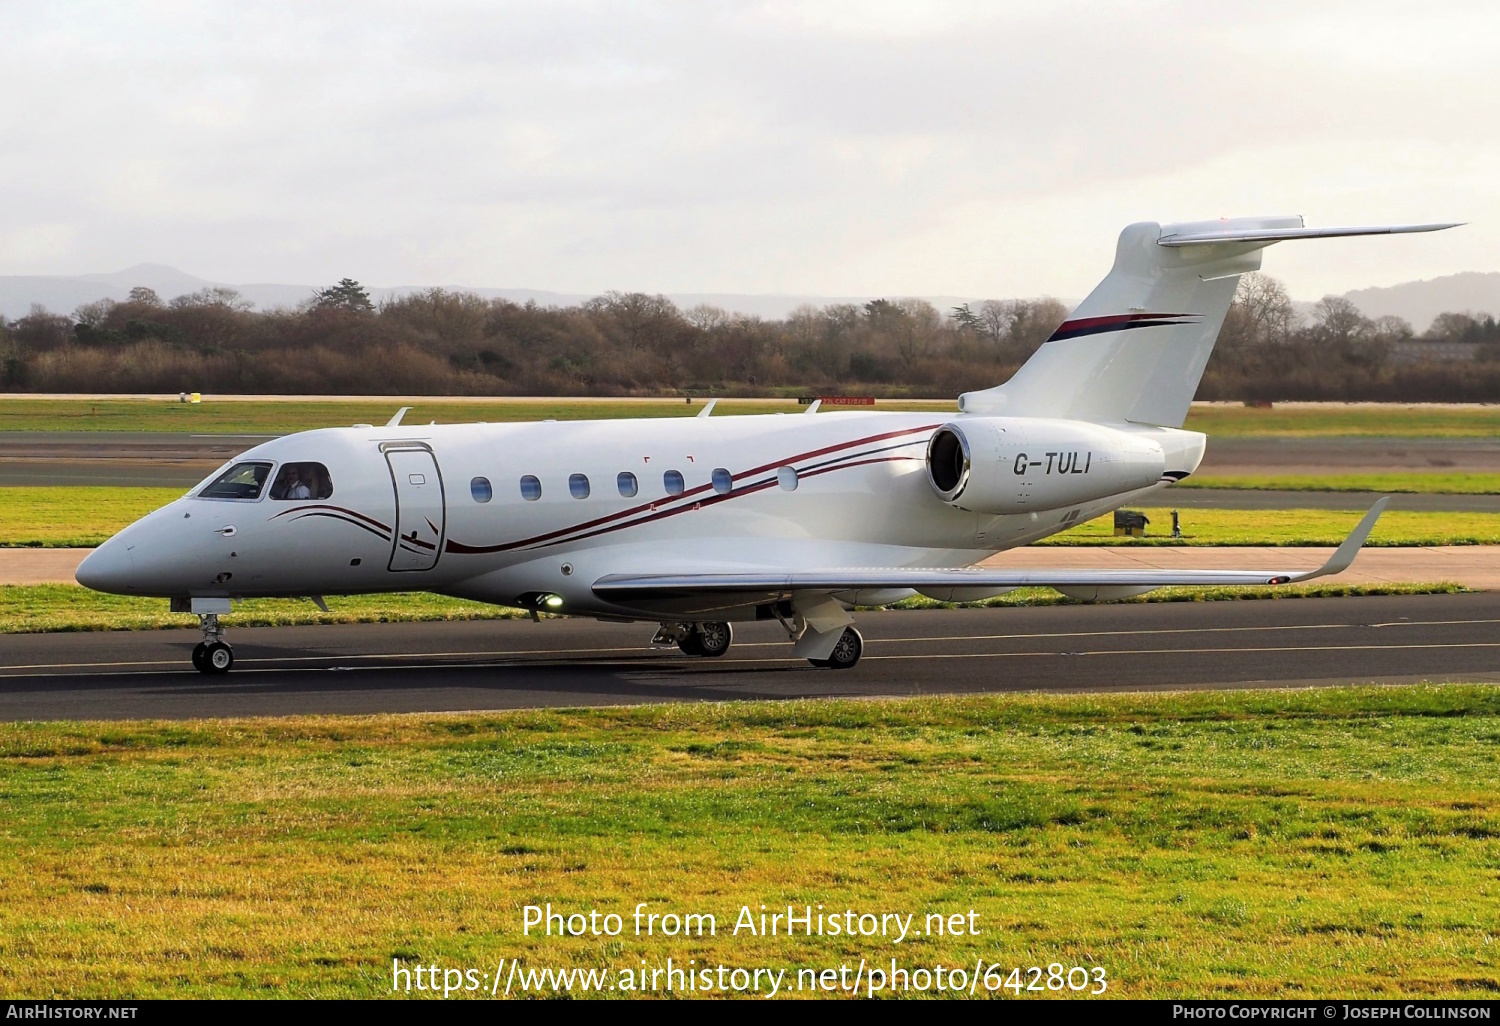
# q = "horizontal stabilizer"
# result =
<box><xmin>593</xmin><ymin>500</ymin><xmax>1391</xmax><ymax>602</ymax></box>
<box><xmin>1156</xmin><ymin>223</ymin><xmax>1460</xmax><ymax>248</ymax></box>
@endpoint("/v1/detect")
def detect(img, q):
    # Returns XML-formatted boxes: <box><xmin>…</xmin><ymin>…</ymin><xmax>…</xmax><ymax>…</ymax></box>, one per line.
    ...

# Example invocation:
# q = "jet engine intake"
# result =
<box><xmin>925</xmin><ymin>416</ymin><xmax>1165</xmax><ymax>514</ymax></box>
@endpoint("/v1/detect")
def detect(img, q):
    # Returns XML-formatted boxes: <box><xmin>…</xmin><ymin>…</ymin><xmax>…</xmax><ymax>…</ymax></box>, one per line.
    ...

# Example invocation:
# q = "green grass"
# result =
<box><xmin>1039</xmin><ymin>507</ymin><xmax>1500</xmax><ymax>547</ymax></box>
<box><xmin>0</xmin><ymin>582</ymin><xmax>1465</xmax><ymax>635</ymax></box>
<box><xmin>5</xmin><ymin>488</ymin><xmax>1500</xmax><ymax>549</ymax></box>
<box><xmin>5</xmin><ymin>397</ymin><xmax>1500</xmax><ymax>436</ymax></box>
<box><xmin>0</xmin><ymin>486</ymin><xmax>181</xmax><ymax>547</ymax></box>
<box><xmin>2</xmin><ymin>686</ymin><xmax>1498</xmax><ymax>997</ymax></box>
<box><xmin>0</xmin><ymin>397</ymin><xmax>947</xmax><ymax>433</ymax></box>
<box><xmin>1185</xmin><ymin>473</ymin><xmax>1500</xmax><ymax>494</ymax></box>
<box><xmin>0</xmin><ymin>585</ymin><xmax>530</xmax><ymax>634</ymax></box>
<box><xmin>1182</xmin><ymin>404</ymin><xmax>1500</xmax><ymax>438</ymax></box>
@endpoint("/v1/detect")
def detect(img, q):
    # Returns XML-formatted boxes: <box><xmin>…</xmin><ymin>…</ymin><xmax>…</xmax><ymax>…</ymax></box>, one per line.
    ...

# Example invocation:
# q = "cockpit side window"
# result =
<box><xmin>198</xmin><ymin>461</ymin><xmax>274</xmax><ymax>500</ymax></box>
<box><xmin>269</xmin><ymin>462</ymin><xmax>334</xmax><ymax>500</ymax></box>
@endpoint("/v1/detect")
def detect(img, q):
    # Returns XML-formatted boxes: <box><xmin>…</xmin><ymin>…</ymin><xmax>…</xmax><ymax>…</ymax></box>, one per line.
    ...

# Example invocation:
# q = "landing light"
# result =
<box><xmin>543</xmin><ymin>594</ymin><xmax>565</xmax><ymax>608</ymax></box>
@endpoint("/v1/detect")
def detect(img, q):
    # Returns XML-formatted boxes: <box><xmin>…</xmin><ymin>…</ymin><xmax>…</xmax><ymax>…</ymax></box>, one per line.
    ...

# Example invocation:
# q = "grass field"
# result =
<box><xmin>1183</xmin><ymin>403</ymin><xmax>1500</xmax><ymax>438</ymax></box>
<box><xmin>1</xmin><ymin>686</ymin><xmax>1496</xmax><ymax>998</ymax></box>
<box><xmin>0</xmin><ymin>397</ymin><xmax>939</xmax><ymax>433</ymax></box>
<box><xmin>0</xmin><ymin>581</ymin><xmax>1462</xmax><ymax>635</ymax></box>
<box><xmin>1184</xmin><ymin>473</ymin><xmax>1500</xmax><ymax>494</ymax></box>
<box><xmin>1033</xmin><ymin>507</ymin><xmax>1500</xmax><ymax>547</ymax></box>
<box><xmin>4</xmin><ymin>487</ymin><xmax>1498</xmax><ymax>549</ymax></box>
<box><xmin>4</xmin><ymin>397</ymin><xmax>1500</xmax><ymax>436</ymax></box>
<box><xmin>0</xmin><ymin>486</ymin><xmax>180</xmax><ymax>547</ymax></box>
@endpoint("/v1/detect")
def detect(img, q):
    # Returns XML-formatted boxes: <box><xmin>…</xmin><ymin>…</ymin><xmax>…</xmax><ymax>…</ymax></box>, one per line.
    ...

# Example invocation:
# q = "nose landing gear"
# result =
<box><xmin>191</xmin><ymin>613</ymin><xmax>234</xmax><ymax>674</ymax></box>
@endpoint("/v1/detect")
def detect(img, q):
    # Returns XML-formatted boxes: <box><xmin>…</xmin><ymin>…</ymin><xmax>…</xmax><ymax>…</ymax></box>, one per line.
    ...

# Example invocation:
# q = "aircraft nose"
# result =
<box><xmin>75</xmin><ymin>538</ymin><xmax>135</xmax><ymax>594</ymax></box>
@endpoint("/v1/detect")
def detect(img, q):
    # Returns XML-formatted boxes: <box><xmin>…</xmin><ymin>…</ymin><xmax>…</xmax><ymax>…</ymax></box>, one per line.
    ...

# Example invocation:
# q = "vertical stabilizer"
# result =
<box><xmin>958</xmin><ymin>216</ymin><xmax>1300</xmax><ymax>428</ymax></box>
<box><xmin>959</xmin><ymin>215</ymin><xmax>1457</xmax><ymax>428</ymax></box>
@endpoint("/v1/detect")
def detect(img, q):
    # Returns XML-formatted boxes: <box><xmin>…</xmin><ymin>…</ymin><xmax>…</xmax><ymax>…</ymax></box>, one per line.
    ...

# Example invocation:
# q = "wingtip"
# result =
<box><xmin>1316</xmin><ymin>496</ymin><xmax>1390</xmax><ymax>578</ymax></box>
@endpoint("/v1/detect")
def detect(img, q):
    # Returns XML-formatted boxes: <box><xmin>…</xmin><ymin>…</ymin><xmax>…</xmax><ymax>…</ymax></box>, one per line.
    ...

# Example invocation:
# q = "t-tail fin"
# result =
<box><xmin>958</xmin><ymin>216</ymin><xmax>1458</xmax><ymax>428</ymax></box>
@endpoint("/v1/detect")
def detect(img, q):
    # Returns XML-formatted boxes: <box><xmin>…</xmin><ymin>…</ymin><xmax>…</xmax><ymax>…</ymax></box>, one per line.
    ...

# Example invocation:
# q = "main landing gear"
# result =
<box><xmin>650</xmin><ymin>619</ymin><xmax>864</xmax><ymax>669</ymax></box>
<box><xmin>763</xmin><ymin>604</ymin><xmax>864</xmax><ymax>670</ymax></box>
<box><xmin>191</xmin><ymin>613</ymin><xmax>234</xmax><ymax>674</ymax></box>
<box><xmin>807</xmin><ymin>626</ymin><xmax>863</xmax><ymax>671</ymax></box>
<box><xmin>652</xmin><ymin>621</ymin><xmax>734</xmax><ymax>658</ymax></box>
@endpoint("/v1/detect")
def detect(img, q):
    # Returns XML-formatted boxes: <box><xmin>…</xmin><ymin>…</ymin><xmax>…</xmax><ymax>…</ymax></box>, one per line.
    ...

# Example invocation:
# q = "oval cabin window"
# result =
<box><xmin>520</xmin><ymin>475</ymin><xmax>542</xmax><ymax>501</ymax></box>
<box><xmin>569</xmin><ymin>473</ymin><xmax>590</xmax><ymax>499</ymax></box>
<box><xmin>617</xmin><ymin>472</ymin><xmax>638</xmax><ymax>498</ymax></box>
<box><xmin>777</xmin><ymin>466</ymin><xmax>798</xmax><ymax>491</ymax></box>
<box><xmin>663</xmin><ymin>470</ymin><xmax>685</xmax><ymax>496</ymax></box>
<box><xmin>471</xmin><ymin>477</ymin><xmax>492</xmax><ymax>503</ymax></box>
<box><xmin>711</xmin><ymin>467</ymin><xmax>732</xmax><ymax>495</ymax></box>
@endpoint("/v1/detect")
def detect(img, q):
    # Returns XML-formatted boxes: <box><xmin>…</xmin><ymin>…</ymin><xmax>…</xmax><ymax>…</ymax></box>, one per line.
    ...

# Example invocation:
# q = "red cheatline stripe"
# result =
<box><xmin>270</xmin><ymin>503</ymin><xmax>391</xmax><ymax>532</ymax></box>
<box><xmin>444</xmin><ymin>423</ymin><xmax>941</xmax><ymax>555</ymax></box>
<box><xmin>1054</xmin><ymin>312</ymin><xmax>1187</xmax><ymax>331</ymax></box>
<box><xmin>551</xmin><ymin>455</ymin><xmax>918</xmax><ymax>551</ymax></box>
<box><xmin>286</xmin><ymin>510</ymin><xmax>391</xmax><ymax>541</ymax></box>
<box><xmin>1047</xmin><ymin>312</ymin><xmax>1202</xmax><ymax>342</ymax></box>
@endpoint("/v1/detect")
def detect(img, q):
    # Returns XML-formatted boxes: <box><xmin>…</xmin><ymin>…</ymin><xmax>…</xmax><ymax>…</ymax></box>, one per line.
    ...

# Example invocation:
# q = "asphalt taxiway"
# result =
<box><xmin>4</xmin><ymin>592</ymin><xmax>1500</xmax><ymax>720</ymax></box>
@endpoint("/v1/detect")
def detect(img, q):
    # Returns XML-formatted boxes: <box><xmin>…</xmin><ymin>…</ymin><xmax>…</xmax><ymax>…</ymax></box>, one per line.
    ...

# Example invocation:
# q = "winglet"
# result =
<box><xmin>696</xmin><ymin>398</ymin><xmax>717</xmax><ymax>418</ymax></box>
<box><xmin>386</xmin><ymin>406</ymin><xmax>412</xmax><ymax>427</ymax></box>
<box><xmin>1292</xmin><ymin>497</ymin><xmax>1390</xmax><ymax>582</ymax></box>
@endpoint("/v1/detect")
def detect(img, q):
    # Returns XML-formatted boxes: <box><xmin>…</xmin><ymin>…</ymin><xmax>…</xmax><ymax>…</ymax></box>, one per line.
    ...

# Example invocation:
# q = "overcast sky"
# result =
<box><xmin>1</xmin><ymin>0</ymin><xmax>1493</xmax><ymax>300</ymax></box>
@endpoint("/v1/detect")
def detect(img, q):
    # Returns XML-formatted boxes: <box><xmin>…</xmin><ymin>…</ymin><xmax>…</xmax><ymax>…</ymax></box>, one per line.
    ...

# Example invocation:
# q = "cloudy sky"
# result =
<box><xmin>1</xmin><ymin>0</ymin><xmax>1493</xmax><ymax>300</ymax></box>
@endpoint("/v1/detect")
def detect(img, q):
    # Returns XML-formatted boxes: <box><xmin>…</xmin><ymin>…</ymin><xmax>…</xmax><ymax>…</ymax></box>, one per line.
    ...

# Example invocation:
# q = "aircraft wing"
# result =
<box><xmin>593</xmin><ymin>499</ymin><xmax>1389</xmax><ymax>603</ymax></box>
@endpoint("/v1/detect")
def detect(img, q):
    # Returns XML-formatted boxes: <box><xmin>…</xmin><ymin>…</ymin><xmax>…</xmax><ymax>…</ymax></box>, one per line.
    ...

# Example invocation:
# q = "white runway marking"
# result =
<box><xmin>2</xmin><ymin>617</ymin><xmax>1498</xmax><ymax>677</ymax></box>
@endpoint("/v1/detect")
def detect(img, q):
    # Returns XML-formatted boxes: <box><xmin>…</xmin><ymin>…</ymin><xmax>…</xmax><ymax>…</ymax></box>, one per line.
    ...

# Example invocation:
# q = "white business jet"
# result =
<box><xmin>76</xmin><ymin>216</ymin><xmax>1456</xmax><ymax>674</ymax></box>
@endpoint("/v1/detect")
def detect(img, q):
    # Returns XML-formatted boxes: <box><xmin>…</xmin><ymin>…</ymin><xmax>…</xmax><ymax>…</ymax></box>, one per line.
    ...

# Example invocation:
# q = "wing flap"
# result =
<box><xmin>592</xmin><ymin>499</ymin><xmax>1390</xmax><ymax>601</ymax></box>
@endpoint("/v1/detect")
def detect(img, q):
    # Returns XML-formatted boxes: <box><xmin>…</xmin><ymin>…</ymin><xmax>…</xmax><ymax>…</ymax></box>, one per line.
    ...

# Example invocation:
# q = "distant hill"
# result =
<box><xmin>5</xmin><ymin>263</ymin><xmax>1495</xmax><ymax>331</ymax></box>
<box><xmin>1342</xmin><ymin>272</ymin><xmax>1500</xmax><ymax>333</ymax></box>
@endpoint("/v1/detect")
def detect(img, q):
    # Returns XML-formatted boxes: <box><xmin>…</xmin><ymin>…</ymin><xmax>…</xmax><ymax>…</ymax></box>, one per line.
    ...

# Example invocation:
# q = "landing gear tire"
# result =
<box><xmin>695</xmin><ymin>621</ymin><xmax>732</xmax><ymax>658</ymax></box>
<box><xmin>200</xmin><ymin>641</ymin><xmax>234</xmax><ymax>674</ymax></box>
<box><xmin>810</xmin><ymin>627</ymin><xmax>863</xmax><ymax>670</ymax></box>
<box><xmin>191</xmin><ymin>642</ymin><xmax>208</xmax><ymax>672</ymax></box>
<box><xmin>677</xmin><ymin>632</ymin><xmax>705</xmax><ymax>656</ymax></box>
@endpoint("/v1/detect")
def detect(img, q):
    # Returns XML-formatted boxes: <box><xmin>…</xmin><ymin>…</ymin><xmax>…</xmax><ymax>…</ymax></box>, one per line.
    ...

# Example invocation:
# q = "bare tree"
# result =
<box><xmin>684</xmin><ymin>304</ymin><xmax>730</xmax><ymax>332</ymax></box>
<box><xmin>170</xmin><ymin>287</ymin><xmax>251</xmax><ymax>312</ymax></box>
<box><xmin>72</xmin><ymin>298</ymin><xmax>117</xmax><ymax>328</ymax></box>
<box><xmin>1234</xmin><ymin>272</ymin><xmax>1299</xmax><ymax>347</ymax></box>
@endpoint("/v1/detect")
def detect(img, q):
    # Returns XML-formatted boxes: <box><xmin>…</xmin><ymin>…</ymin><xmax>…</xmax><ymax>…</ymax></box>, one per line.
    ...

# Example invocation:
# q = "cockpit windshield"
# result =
<box><xmin>198</xmin><ymin>461</ymin><xmax>274</xmax><ymax>500</ymax></box>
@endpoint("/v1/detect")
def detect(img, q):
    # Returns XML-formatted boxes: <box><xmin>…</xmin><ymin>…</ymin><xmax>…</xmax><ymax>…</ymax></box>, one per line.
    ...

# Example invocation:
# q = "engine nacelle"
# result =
<box><xmin>926</xmin><ymin>416</ymin><xmax>1166</xmax><ymax>514</ymax></box>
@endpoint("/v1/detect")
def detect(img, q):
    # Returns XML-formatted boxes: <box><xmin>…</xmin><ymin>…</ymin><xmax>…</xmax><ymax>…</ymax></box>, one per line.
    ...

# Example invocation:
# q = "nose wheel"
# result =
<box><xmin>192</xmin><ymin>613</ymin><xmax>235</xmax><ymax>674</ymax></box>
<box><xmin>191</xmin><ymin>641</ymin><xmax>235</xmax><ymax>674</ymax></box>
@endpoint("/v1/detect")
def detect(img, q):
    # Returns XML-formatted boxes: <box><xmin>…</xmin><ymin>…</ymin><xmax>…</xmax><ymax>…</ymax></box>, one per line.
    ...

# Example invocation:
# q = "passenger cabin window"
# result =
<box><xmin>663</xmin><ymin>470</ymin><xmax>685</xmax><ymax>496</ymax></box>
<box><xmin>569</xmin><ymin>473</ymin><xmax>590</xmax><ymax>499</ymax></box>
<box><xmin>617</xmin><ymin>471</ymin><xmax>638</xmax><ymax>498</ymax></box>
<box><xmin>777</xmin><ymin>466</ymin><xmax>799</xmax><ymax>491</ymax></box>
<box><xmin>711</xmin><ymin>467</ymin><xmax>732</xmax><ymax>495</ymax></box>
<box><xmin>199</xmin><ymin>461</ymin><xmax>273</xmax><ymax>500</ymax></box>
<box><xmin>520</xmin><ymin>475</ymin><xmax>542</xmax><ymax>501</ymax></box>
<box><xmin>471</xmin><ymin>476</ymin><xmax>493</xmax><ymax>503</ymax></box>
